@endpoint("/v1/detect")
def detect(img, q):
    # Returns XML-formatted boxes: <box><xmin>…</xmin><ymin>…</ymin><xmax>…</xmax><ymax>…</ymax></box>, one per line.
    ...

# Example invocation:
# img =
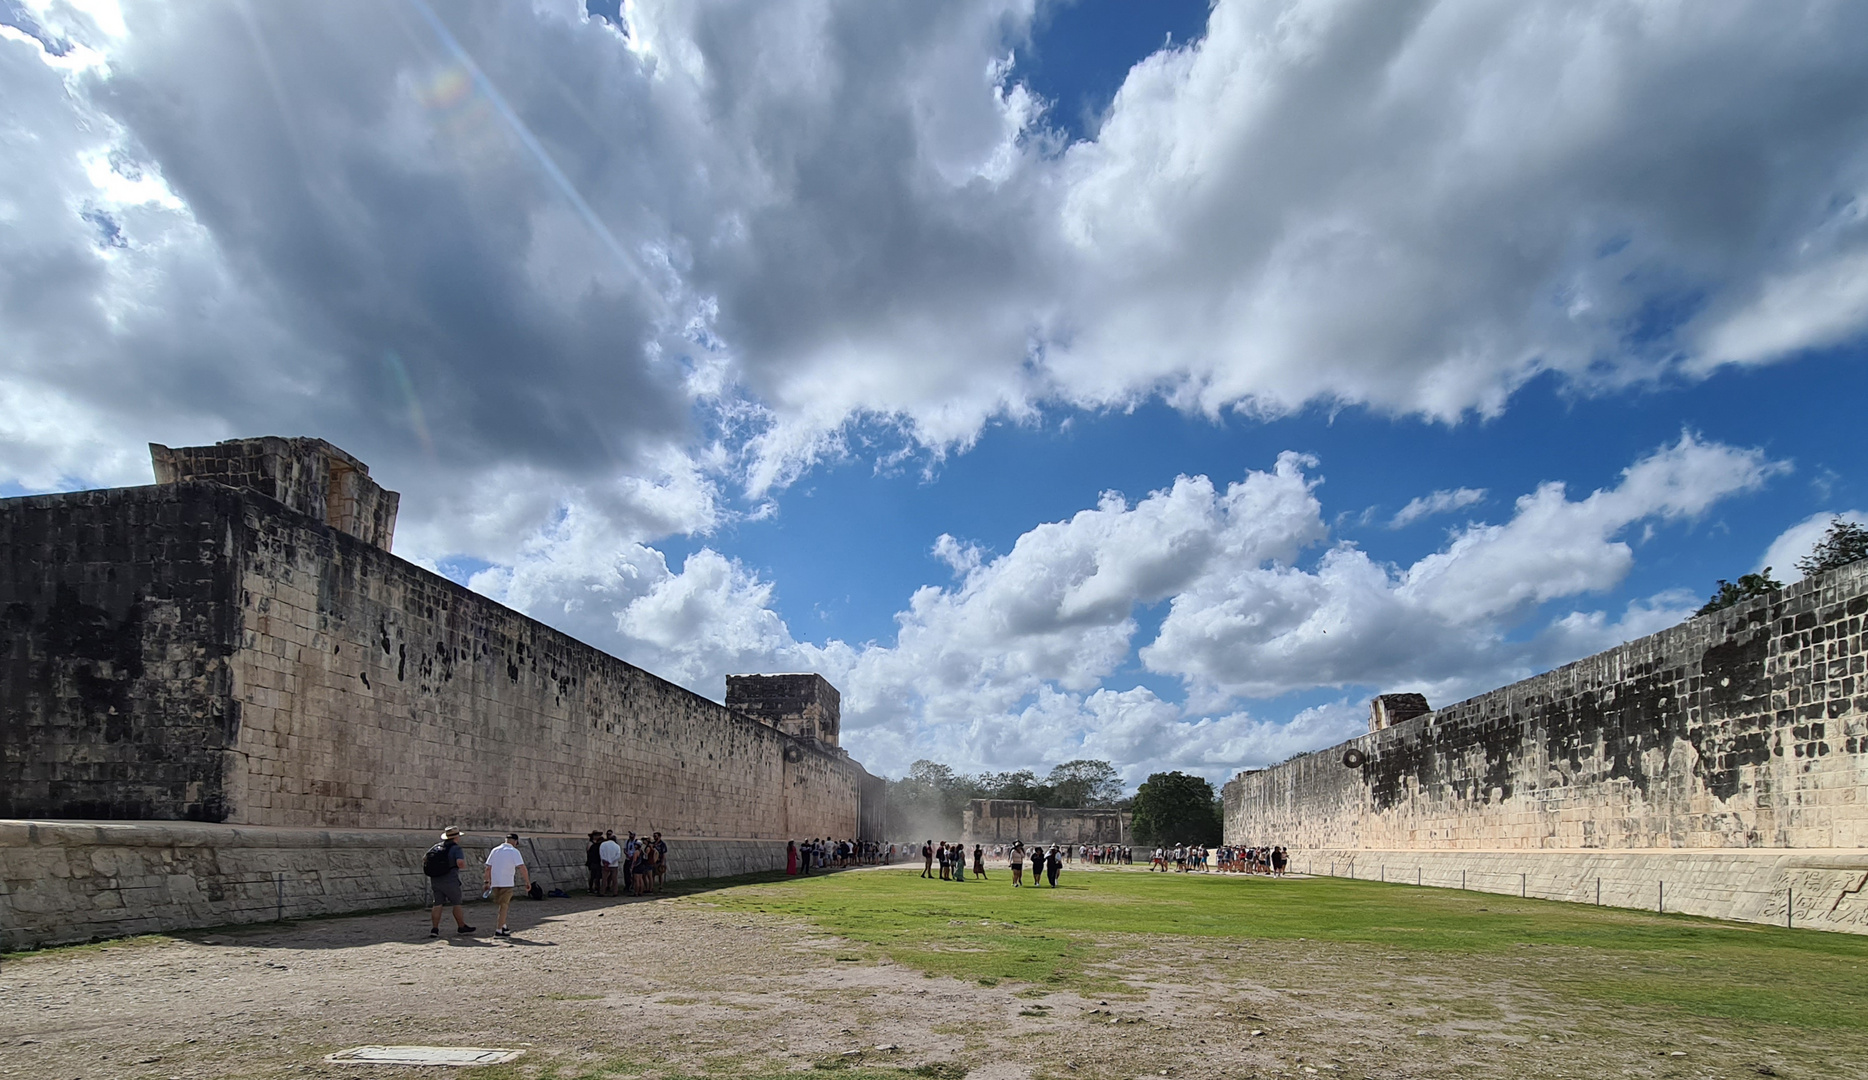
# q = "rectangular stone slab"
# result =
<box><xmin>324</xmin><ymin>1046</ymin><xmax>524</xmax><ymax>1066</ymax></box>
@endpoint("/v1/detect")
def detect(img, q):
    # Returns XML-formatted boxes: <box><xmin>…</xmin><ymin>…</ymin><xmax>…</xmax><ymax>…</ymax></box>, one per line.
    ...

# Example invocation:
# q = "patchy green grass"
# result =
<box><xmin>709</xmin><ymin>866</ymin><xmax>1868</xmax><ymax>1032</ymax></box>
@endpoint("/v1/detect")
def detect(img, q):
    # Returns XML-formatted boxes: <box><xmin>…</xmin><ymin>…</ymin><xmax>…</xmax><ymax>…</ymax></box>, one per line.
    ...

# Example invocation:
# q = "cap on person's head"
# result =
<box><xmin>506</xmin><ymin>832</ymin><xmax>520</xmax><ymax>841</ymax></box>
<box><xmin>442</xmin><ymin>826</ymin><xmax>462</xmax><ymax>839</ymax></box>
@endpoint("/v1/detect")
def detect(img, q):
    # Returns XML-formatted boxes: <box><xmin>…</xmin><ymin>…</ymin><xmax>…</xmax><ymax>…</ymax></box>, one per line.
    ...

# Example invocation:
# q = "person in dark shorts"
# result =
<box><xmin>1029</xmin><ymin>844</ymin><xmax>1044</xmax><ymax>884</ymax></box>
<box><xmin>426</xmin><ymin>826</ymin><xmax>475</xmax><ymax>937</ymax></box>
<box><xmin>973</xmin><ymin>844</ymin><xmax>986</xmax><ymax>879</ymax></box>
<box><xmin>921</xmin><ymin>841</ymin><xmax>934</xmax><ymax>878</ymax></box>
<box><xmin>584</xmin><ymin>831</ymin><xmax>604</xmax><ymax>894</ymax></box>
<box><xmin>1010</xmin><ymin>841</ymin><xmax>1025</xmax><ymax>887</ymax></box>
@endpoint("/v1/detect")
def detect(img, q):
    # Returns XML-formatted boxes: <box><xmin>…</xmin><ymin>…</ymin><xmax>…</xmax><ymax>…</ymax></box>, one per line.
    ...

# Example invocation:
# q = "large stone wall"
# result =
<box><xmin>0</xmin><ymin>819</ymin><xmax>793</xmax><ymax>951</ymax></box>
<box><xmin>225</xmin><ymin>488</ymin><xmax>866</xmax><ymax>839</ymax></box>
<box><xmin>961</xmin><ymin>799</ymin><xmax>1131</xmax><ymax>847</ymax></box>
<box><xmin>0</xmin><ymin>484</ymin><xmax>242</xmax><ymax>821</ymax></box>
<box><xmin>1</xmin><ymin>480</ymin><xmax>876</xmax><ymax>842</ymax></box>
<box><xmin>1223</xmin><ymin>561</ymin><xmax>1868</xmax><ymax>930</ymax></box>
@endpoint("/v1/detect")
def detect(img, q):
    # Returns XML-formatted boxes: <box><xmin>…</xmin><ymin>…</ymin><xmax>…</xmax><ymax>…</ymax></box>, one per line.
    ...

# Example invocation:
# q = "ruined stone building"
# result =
<box><xmin>0</xmin><ymin>437</ymin><xmax>882</xmax><ymax>949</ymax></box>
<box><xmin>961</xmin><ymin>799</ymin><xmax>1130</xmax><ymax>848</ymax></box>
<box><xmin>1224</xmin><ymin>560</ymin><xmax>1868</xmax><ymax>933</ymax></box>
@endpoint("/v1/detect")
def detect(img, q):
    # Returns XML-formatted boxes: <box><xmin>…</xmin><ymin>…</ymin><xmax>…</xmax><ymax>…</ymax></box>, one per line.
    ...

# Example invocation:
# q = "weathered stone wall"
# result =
<box><xmin>225</xmin><ymin>491</ymin><xmax>866</xmax><ymax>839</ymax></box>
<box><xmin>0</xmin><ymin>819</ymin><xmax>791</xmax><ymax>951</ymax></box>
<box><xmin>725</xmin><ymin>673</ymin><xmax>842</xmax><ymax>746</ymax></box>
<box><xmin>151</xmin><ymin>437</ymin><xmax>399</xmax><ymax>550</ymax></box>
<box><xmin>0</xmin><ymin>485</ymin><xmax>243</xmax><ymax>822</ymax></box>
<box><xmin>1292</xmin><ymin>848</ymin><xmax>1868</xmax><ymax>936</ymax></box>
<box><xmin>0</xmin><ymin>482</ymin><xmax>876</xmax><ymax>842</ymax></box>
<box><xmin>1223</xmin><ymin>561</ymin><xmax>1868</xmax><ymax>930</ymax></box>
<box><xmin>1225</xmin><ymin>560</ymin><xmax>1868</xmax><ymax>853</ymax></box>
<box><xmin>961</xmin><ymin>799</ymin><xmax>1131</xmax><ymax>846</ymax></box>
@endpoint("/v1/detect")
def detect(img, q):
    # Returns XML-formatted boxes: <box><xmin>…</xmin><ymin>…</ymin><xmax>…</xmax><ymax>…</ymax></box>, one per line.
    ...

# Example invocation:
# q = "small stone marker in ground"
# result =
<box><xmin>324</xmin><ymin>1046</ymin><xmax>525</xmax><ymax>1066</ymax></box>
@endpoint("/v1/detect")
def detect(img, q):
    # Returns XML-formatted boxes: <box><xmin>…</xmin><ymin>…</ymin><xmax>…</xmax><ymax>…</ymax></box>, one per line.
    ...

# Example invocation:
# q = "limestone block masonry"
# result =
<box><xmin>1</xmin><ymin>439</ymin><xmax>882</xmax><ymax>947</ymax></box>
<box><xmin>0</xmin><ymin>820</ymin><xmax>793</xmax><ymax>951</ymax></box>
<box><xmin>961</xmin><ymin>799</ymin><xmax>1131</xmax><ymax>847</ymax></box>
<box><xmin>1224</xmin><ymin>560</ymin><xmax>1868</xmax><ymax>932</ymax></box>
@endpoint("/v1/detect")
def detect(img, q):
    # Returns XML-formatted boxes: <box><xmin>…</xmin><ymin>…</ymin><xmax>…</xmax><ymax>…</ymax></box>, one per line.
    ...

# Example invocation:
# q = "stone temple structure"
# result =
<box><xmin>961</xmin><ymin>799</ymin><xmax>1130</xmax><ymax>848</ymax></box>
<box><xmin>0</xmin><ymin>437</ymin><xmax>882</xmax><ymax>949</ymax></box>
<box><xmin>1225</xmin><ymin>560</ymin><xmax>1868</xmax><ymax>934</ymax></box>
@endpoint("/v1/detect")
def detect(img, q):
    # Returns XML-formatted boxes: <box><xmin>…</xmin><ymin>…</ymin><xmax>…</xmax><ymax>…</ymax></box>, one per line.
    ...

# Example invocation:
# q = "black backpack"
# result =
<box><xmin>422</xmin><ymin>842</ymin><xmax>454</xmax><ymax>877</ymax></box>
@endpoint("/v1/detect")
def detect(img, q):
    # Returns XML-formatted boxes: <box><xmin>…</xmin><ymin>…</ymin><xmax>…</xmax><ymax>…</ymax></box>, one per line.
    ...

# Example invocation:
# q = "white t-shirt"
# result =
<box><xmin>599</xmin><ymin>839</ymin><xmax>622</xmax><ymax>866</ymax></box>
<box><xmin>486</xmin><ymin>843</ymin><xmax>526</xmax><ymax>887</ymax></box>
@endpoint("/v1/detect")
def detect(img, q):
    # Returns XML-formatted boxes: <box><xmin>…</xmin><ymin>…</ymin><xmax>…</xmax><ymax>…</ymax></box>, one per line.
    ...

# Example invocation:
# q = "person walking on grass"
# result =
<box><xmin>1010</xmin><ymin>842</ymin><xmax>1024</xmax><ymax>887</ymax></box>
<box><xmin>1029</xmin><ymin>844</ymin><xmax>1044</xmax><ymax>885</ymax></box>
<box><xmin>425</xmin><ymin>826</ymin><xmax>475</xmax><ymax>937</ymax></box>
<box><xmin>922</xmin><ymin>840</ymin><xmax>935</xmax><ymax>878</ymax></box>
<box><xmin>973</xmin><ymin>844</ymin><xmax>986</xmax><ymax>880</ymax></box>
<box><xmin>952</xmin><ymin>843</ymin><xmax>966</xmax><ymax>882</ymax></box>
<box><xmin>483</xmin><ymin>833</ymin><xmax>531</xmax><ymax>938</ymax></box>
<box><xmin>1046</xmin><ymin>845</ymin><xmax>1062</xmax><ymax>888</ymax></box>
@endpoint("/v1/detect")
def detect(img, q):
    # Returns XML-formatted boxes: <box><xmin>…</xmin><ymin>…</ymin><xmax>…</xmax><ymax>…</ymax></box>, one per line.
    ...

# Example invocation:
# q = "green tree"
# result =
<box><xmin>1041</xmin><ymin>759</ymin><xmax>1125</xmax><ymax>808</ymax></box>
<box><xmin>1696</xmin><ymin>567</ymin><xmax>1783</xmax><ymax>616</ymax></box>
<box><xmin>1129</xmin><ymin>771</ymin><xmax>1222</xmax><ymax>845</ymax></box>
<box><xmin>884</xmin><ymin>760</ymin><xmax>983</xmax><ymax>838</ymax></box>
<box><xmin>978</xmin><ymin>769</ymin><xmax>1047</xmax><ymax>802</ymax></box>
<box><xmin>1796</xmin><ymin>518</ymin><xmax>1868</xmax><ymax>578</ymax></box>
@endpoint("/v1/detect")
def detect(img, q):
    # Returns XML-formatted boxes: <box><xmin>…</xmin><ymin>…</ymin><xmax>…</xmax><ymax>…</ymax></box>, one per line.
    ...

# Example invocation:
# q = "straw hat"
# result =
<box><xmin>441</xmin><ymin>826</ymin><xmax>462</xmax><ymax>839</ymax></box>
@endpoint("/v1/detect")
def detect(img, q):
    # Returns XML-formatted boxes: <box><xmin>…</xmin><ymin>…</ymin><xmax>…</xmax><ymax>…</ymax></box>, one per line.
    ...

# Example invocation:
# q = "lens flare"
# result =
<box><xmin>383</xmin><ymin>350</ymin><xmax>435</xmax><ymax>458</ymax></box>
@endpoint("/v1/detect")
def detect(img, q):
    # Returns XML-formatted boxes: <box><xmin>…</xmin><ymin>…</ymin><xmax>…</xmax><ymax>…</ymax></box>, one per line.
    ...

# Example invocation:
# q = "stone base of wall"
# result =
<box><xmin>0</xmin><ymin>820</ymin><xmax>788</xmax><ymax>951</ymax></box>
<box><xmin>1293</xmin><ymin>848</ymin><xmax>1868</xmax><ymax>934</ymax></box>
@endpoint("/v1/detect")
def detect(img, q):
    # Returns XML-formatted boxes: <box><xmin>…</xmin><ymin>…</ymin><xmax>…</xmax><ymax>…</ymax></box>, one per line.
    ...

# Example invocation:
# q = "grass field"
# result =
<box><xmin>7</xmin><ymin>863</ymin><xmax>1865</xmax><ymax>1079</ymax></box>
<box><xmin>709</xmin><ymin>865</ymin><xmax>1868</xmax><ymax>1035</ymax></box>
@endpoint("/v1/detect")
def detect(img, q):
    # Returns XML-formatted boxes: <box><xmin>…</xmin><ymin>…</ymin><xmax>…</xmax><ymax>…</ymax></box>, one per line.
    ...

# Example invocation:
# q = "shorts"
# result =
<box><xmin>431</xmin><ymin>875</ymin><xmax>463</xmax><ymax>906</ymax></box>
<box><xmin>490</xmin><ymin>886</ymin><xmax>515</xmax><ymax>907</ymax></box>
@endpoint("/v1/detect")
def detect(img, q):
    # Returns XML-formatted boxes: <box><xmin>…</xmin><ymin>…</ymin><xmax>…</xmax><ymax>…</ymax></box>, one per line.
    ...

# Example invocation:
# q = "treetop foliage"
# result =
<box><xmin>1696</xmin><ymin>567</ymin><xmax>1782</xmax><ymax>616</ymax></box>
<box><xmin>1128</xmin><ymin>770</ymin><xmax>1223</xmax><ymax>846</ymax></box>
<box><xmin>883</xmin><ymin>758</ymin><xmax>1128</xmax><ymax>838</ymax></box>
<box><xmin>1796</xmin><ymin>518</ymin><xmax>1868</xmax><ymax>579</ymax></box>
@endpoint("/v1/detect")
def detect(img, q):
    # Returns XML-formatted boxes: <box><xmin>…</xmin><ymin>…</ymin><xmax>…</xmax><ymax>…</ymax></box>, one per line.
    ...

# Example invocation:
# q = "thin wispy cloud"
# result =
<box><xmin>1390</xmin><ymin>488</ymin><xmax>1487</xmax><ymax>529</ymax></box>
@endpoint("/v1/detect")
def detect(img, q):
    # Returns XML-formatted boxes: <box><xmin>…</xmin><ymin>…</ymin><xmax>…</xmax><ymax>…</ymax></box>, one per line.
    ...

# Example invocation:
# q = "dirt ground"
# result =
<box><xmin>0</xmin><ymin>868</ymin><xmax>1849</xmax><ymax>1080</ymax></box>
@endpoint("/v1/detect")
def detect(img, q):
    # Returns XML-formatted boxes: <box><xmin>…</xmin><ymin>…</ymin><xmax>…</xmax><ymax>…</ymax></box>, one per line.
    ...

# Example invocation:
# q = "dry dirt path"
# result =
<box><xmin>0</xmin><ymin>872</ymin><xmax>1847</xmax><ymax>1080</ymax></box>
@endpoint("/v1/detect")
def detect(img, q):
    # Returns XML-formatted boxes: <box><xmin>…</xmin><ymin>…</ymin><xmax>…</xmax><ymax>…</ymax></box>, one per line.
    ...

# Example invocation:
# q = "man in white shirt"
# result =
<box><xmin>483</xmin><ymin>833</ymin><xmax>532</xmax><ymax>937</ymax></box>
<box><xmin>598</xmin><ymin>831</ymin><xmax>622</xmax><ymax>896</ymax></box>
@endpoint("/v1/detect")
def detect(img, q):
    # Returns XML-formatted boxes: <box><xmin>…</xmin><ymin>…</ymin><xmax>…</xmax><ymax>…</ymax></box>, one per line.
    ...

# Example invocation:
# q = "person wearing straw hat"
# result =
<box><xmin>426</xmin><ymin>826</ymin><xmax>475</xmax><ymax>937</ymax></box>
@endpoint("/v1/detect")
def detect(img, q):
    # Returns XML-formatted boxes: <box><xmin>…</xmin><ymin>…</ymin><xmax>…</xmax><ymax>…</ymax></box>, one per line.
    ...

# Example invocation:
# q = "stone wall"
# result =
<box><xmin>0</xmin><ymin>819</ymin><xmax>791</xmax><ymax>951</ymax></box>
<box><xmin>725</xmin><ymin>673</ymin><xmax>841</xmax><ymax>746</ymax></box>
<box><xmin>1292</xmin><ymin>848</ymin><xmax>1868</xmax><ymax>936</ymax></box>
<box><xmin>961</xmin><ymin>799</ymin><xmax>1131</xmax><ymax>847</ymax></box>
<box><xmin>0</xmin><ymin>480</ymin><xmax>878</xmax><ymax>842</ymax></box>
<box><xmin>151</xmin><ymin>437</ymin><xmax>399</xmax><ymax>551</ymax></box>
<box><xmin>225</xmin><ymin>489</ymin><xmax>867</xmax><ymax>839</ymax></box>
<box><xmin>1223</xmin><ymin>560</ymin><xmax>1868</xmax><ymax>931</ymax></box>
<box><xmin>0</xmin><ymin>484</ymin><xmax>243</xmax><ymax>821</ymax></box>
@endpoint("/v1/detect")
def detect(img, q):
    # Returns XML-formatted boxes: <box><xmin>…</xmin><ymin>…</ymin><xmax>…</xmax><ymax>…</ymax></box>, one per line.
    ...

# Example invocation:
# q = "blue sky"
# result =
<box><xmin>3</xmin><ymin>0</ymin><xmax>1866</xmax><ymax>786</ymax></box>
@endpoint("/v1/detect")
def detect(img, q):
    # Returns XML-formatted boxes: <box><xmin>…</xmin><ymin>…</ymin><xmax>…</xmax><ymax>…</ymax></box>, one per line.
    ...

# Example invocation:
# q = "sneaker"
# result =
<box><xmin>456</xmin><ymin>924</ymin><xmax>476</xmax><ymax>935</ymax></box>
<box><xmin>495</xmin><ymin>928</ymin><xmax>510</xmax><ymax>937</ymax></box>
<box><xmin>429</xmin><ymin>927</ymin><xmax>439</xmax><ymax>937</ymax></box>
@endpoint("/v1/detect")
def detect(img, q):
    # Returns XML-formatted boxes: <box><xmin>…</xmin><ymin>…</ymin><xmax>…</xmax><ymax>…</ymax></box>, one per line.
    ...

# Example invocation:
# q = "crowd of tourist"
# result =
<box><xmin>419</xmin><ymin>822</ymin><xmax>1295</xmax><ymax>940</ymax></box>
<box><xmin>785</xmin><ymin>838</ymin><xmax>895</xmax><ymax>874</ymax></box>
<box><xmin>909</xmin><ymin>840</ymin><xmax>1072</xmax><ymax>886</ymax></box>
<box><xmin>584</xmin><ymin>829</ymin><xmax>670</xmax><ymax>896</ymax></box>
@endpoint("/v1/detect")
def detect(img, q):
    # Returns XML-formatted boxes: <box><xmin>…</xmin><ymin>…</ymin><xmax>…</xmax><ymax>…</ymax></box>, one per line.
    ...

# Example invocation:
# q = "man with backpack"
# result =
<box><xmin>425</xmin><ymin>826</ymin><xmax>475</xmax><ymax>937</ymax></box>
